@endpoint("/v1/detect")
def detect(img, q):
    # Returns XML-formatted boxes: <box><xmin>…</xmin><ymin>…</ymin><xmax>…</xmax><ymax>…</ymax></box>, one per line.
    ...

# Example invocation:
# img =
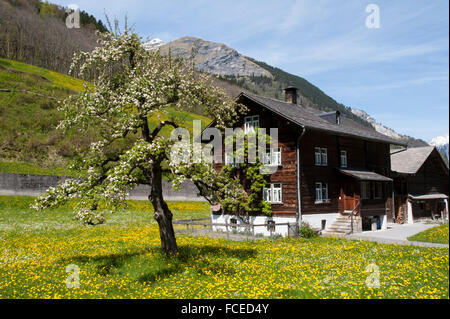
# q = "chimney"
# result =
<box><xmin>318</xmin><ymin>111</ymin><xmax>341</xmax><ymax>125</ymax></box>
<box><xmin>284</xmin><ymin>86</ymin><xmax>298</xmax><ymax>104</ymax></box>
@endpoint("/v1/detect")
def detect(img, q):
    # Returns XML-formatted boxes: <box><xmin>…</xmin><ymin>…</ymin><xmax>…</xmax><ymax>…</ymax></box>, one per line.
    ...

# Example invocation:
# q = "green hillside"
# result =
<box><xmin>0</xmin><ymin>58</ymin><xmax>211</xmax><ymax>176</ymax></box>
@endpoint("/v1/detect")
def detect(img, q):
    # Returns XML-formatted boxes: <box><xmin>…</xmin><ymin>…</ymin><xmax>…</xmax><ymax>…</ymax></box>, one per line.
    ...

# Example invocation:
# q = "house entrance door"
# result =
<box><xmin>339</xmin><ymin>183</ymin><xmax>360</xmax><ymax>214</ymax></box>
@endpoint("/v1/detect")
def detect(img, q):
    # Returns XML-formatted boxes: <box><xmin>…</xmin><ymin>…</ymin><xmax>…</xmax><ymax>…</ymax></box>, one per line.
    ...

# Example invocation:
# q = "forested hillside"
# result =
<box><xmin>0</xmin><ymin>0</ymin><xmax>106</xmax><ymax>74</ymax></box>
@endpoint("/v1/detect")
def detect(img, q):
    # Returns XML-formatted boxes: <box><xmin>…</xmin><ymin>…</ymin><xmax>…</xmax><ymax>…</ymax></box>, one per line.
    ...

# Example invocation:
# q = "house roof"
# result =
<box><xmin>391</xmin><ymin>146</ymin><xmax>435</xmax><ymax>174</ymax></box>
<box><xmin>338</xmin><ymin>168</ymin><xmax>393</xmax><ymax>182</ymax></box>
<box><xmin>238</xmin><ymin>92</ymin><xmax>406</xmax><ymax>146</ymax></box>
<box><xmin>409</xmin><ymin>193</ymin><xmax>449</xmax><ymax>200</ymax></box>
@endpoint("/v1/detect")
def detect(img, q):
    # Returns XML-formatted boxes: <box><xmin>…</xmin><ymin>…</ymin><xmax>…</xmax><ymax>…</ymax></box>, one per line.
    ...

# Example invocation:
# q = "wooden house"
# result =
<box><xmin>208</xmin><ymin>87</ymin><xmax>406</xmax><ymax>236</ymax></box>
<box><xmin>391</xmin><ymin>146</ymin><xmax>449</xmax><ymax>224</ymax></box>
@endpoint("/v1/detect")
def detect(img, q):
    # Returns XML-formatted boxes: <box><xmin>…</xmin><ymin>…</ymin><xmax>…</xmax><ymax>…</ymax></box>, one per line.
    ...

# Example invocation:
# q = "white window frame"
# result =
<box><xmin>340</xmin><ymin>150</ymin><xmax>347</xmax><ymax>168</ymax></box>
<box><xmin>262</xmin><ymin>147</ymin><xmax>281</xmax><ymax>166</ymax></box>
<box><xmin>244</xmin><ymin>115</ymin><xmax>259</xmax><ymax>134</ymax></box>
<box><xmin>315</xmin><ymin>182</ymin><xmax>329</xmax><ymax>204</ymax></box>
<box><xmin>315</xmin><ymin>147</ymin><xmax>321</xmax><ymax>165</ymax></box>
<box><xmin>263</xmin><ymin>183</ymin><xmax>282</xmax><ymax>203</ymax></box>
<box><xmin>315</xmin><ymin>147</ymin><xmax>328</xmax><ymax>166</ymax></box>
<box><xmin>321</xmin><ymin>148</ymin><xmax>328</xmax><ymax>166</ymax></box>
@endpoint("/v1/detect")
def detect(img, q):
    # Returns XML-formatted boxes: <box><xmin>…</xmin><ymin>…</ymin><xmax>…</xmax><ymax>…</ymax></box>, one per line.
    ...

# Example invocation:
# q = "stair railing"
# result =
<box><xmin>347</xmin><ymin>201</ymin><xmax>361</xmax><ymax>234</ymax></box>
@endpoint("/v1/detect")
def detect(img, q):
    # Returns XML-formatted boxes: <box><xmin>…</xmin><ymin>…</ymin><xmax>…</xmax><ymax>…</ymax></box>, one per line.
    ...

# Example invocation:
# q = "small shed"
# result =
<box><xmin>391</xmin><ymin>146</ymin><xmax>449</xmax><ymax>223</ymax></box>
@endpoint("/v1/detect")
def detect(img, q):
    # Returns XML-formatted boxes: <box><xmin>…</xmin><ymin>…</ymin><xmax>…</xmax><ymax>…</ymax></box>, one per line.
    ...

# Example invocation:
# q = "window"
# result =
<box><xmin>361</xmin><ymin>181</ymin><xmax>370</xmax><ymax>199</ymax></box>
<box><xmin>374</xmin><ymin>182</ymin><xmax>382</xmax><ymax>199</ymax></box>
<box><xmin>262</xmin><ymin>147</ymin><xmax>281</xmax><ymax>166</ymax></box>
<box><xmin>315</xmin><ymin>148</ymin><xmax>321</xmax><ymax>165</ymax></box>
<box><xmin>361</xmin><ymin>181</ymin><xmax>383</xmax><ymax>199</ymax></box>
<box><xmin>321</xmin><ymin>148</ymin><xmax>328</xmax><ymax>165</ymax></box>
<box><xmin>266</xmin><ymin>220</ymin><xmax>276</xmax><ymax>232</ymax></box>
<box><xmin>230</xmin><ymin>217</ymin><xmax>237</xmax><ymax>230</ymax></box>
<box><xmin>244</xmin><ymin>115</ymin><xmax>259</xmax><ymax>133</ymax></box>
<box><xmin>263</xmin><ymin>183</ymin><xmax>282</xmax><ymax>203</ymax></box>
<box><xmin>315</xmin><ymin>147</ymin><xmax>328</xmax><ymax>166</ymax></box>
<box><xmin>340</xmin><ymin>150</ymin><xmax>347</xmax><ymax>168</ymax></box>
<box><xmin>315</xmin><ymin>182</ymin><xmax>328</xmax><ymax>203</ymax></box>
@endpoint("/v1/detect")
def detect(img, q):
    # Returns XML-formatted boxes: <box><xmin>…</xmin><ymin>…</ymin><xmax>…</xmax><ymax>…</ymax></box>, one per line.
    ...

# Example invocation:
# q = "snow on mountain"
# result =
<box><xmin>430</xmin><ymin>134</ymin><xmax>449</xmax><ymax>147</ymax></box>
<box><xmin>143</xmin><ymin>38</ymin><xmax>165</xmax><ymax>50</ymax></box>
<box><xmin>430</xmin><ymin>134</ymin><xmax>449</xmax><ymax>159</ymax></box>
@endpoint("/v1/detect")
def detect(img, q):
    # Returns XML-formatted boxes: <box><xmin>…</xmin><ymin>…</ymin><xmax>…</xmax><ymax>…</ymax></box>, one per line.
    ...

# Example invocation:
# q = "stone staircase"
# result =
<box><xmin>322</xmin><ymin>214</ymin><xmax>362</xmax><ymax>236</ymax></box>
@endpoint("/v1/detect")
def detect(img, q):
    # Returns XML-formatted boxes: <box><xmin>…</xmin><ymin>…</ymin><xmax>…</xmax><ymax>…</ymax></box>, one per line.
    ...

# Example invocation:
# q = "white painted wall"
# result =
<box><xmin>211</xmin><ymin>214</ymin><xmax>295</xmax><ymax>237</ymax></box>
<box><xmin>211</xmin><ymin>212</ymin><xmax>340</xmax><ymax>237</ymax></box>
<box><xmin>444</xmin><ymin>199</ymin><xmax>449</xmax><ymax>220</ymax></box>
<box><xmin>301</xmin><ymin>213</ymin><xmax>340</xmax><ymax>231</ymax></box>
<box><xmin>407</xmin><ymin>200</ymin><xmax>414</xmax><ymax>224</ymax></box>
<box><xmin>381</xmin><ymin>214</ymin><xmax>387</xmax><ymax>230</ymax></box>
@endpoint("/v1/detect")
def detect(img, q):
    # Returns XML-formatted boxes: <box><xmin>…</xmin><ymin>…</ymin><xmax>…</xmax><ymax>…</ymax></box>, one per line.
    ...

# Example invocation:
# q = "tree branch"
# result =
<box><xmin>150</xmin><ymin>120</ymin><xmax>179</xmax><ymax>141</ymax></box>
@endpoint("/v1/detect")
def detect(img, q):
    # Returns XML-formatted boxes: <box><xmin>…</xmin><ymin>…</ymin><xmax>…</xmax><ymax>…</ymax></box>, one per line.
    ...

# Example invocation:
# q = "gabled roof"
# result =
<box><xmin>238</xmin><ymin>92</ymin><xmax>406</xmax><ymax>146</ymax></box>
<box><xmin>391</xmin><ymin>146</ymin><xmax>435</xmax><ymax>174</ymax></box>
<box><xmin>409</xmin><ymin>194</ymin><xmax>448</xmax><ymax>200</ymax></box>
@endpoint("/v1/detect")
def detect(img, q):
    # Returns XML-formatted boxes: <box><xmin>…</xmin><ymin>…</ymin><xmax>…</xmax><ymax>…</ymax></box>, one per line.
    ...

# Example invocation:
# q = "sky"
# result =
<box><xmin>53</xmin><ymin>0</ymin><xmax>449</xmax><ymax>142</ymax></box>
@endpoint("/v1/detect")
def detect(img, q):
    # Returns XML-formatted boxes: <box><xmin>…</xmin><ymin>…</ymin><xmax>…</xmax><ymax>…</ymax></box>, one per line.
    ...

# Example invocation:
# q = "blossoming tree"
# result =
<box><xmin>32</xmin><ymin>30</ymin><xmax>247</xmax><ymax>255</ymax></box>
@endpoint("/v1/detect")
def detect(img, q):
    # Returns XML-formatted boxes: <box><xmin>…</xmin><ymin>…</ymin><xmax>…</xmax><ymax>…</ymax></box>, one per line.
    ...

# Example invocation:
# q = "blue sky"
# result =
<box><xmin>54</xmin><ymin>0</ymin><xmax>448</xmax><ymax>142</ymax></box>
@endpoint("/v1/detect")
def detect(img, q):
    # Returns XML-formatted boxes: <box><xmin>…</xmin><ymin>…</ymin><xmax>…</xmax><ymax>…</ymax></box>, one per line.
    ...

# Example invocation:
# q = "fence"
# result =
<box><xmin>0</xmin><ymin>173</ymin><xmax>204</xmax><ymax>201</ymax></box>
<box><xmin>173</xmin><ymin>217</ymin><xmax>299</xmax><ymax>240</ymax></box>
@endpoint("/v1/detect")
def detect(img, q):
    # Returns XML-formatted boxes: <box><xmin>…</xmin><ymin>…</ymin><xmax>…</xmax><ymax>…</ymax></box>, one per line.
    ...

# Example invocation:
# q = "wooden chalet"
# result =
<box><xmin>391</xmin><ymin>146</ymin><xmax>449</xmax><ymax>224</ymax></box>
<box><xmin>209</xmin><ymin>87</ymin><xmax>407</xmax><ymax>236</ymax></box>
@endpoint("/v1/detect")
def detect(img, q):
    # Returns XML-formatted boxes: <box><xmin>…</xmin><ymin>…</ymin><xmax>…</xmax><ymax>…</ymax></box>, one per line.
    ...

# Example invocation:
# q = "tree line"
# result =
<box><xmin>0</xmin><ymin>0</ymin><xmax>105</xmax><ymax>74</ymax></box>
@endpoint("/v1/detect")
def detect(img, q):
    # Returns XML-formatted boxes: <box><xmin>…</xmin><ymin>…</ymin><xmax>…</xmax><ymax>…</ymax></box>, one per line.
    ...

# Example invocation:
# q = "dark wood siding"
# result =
<box><xmin>407</xmin><ymin>149</ymin><xmax>449</xmax><ymax>196</ymax></box>
<box><xmin>213</xmin><ymin>99</ymin><xmax>394</xmax><ymax>218</ymax></box>
<box><xmin>300</xmin><ymin>131</ymin><xmax>392</xmax><ymax>216</ymax></box>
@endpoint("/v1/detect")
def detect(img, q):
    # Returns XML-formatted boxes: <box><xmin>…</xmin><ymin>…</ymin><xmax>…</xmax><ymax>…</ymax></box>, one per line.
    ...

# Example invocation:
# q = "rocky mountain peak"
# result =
<box><xmin>161</xmin><ymin>36</ymin><xmax>272</xmax><ymax>78</ymax></box>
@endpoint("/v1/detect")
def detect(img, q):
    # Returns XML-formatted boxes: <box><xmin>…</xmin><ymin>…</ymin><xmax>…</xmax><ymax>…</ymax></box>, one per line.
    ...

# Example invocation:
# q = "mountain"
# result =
<box><xmin>351</xmin><ymin>109</ymin><xmax>428</xmax><ymax>147</ymax></box>
<box><xmin>161</xmin><ymin>37</ymin><xmax>272</xmax><ymax>77</ymax></box>
<box><xmin>430</xmin><ymin>134</ymin><xmax>449</xmax><ymax>161</ymax></box>
<box><xmin>161</xmin><ymin>36</ymin><xmax>428</xmax><ymax>146</ymax></box>
<box><xmin>143</xmin><ymin>38</ymin><xmax>165</xmax><ymax>50</ymax></box>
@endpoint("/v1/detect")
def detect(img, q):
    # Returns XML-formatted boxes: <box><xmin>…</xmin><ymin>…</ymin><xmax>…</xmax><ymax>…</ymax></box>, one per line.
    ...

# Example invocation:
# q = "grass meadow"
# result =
<box><xmin>408</xmin><ymin>224</ymin><xmax>449</xmax><ymax>245</ymax></box>
<box><xmin>0</xmin><ymin>195</ymin><xmax>448</xmax><ymax>299</ymax></box>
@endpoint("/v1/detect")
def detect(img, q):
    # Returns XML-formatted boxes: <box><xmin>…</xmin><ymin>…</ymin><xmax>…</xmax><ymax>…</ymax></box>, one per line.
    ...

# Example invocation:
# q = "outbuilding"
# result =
<box><xmin>391</xmin><ymin>146</ymin><xmax>449</xmax><ymax>223</ymax></box>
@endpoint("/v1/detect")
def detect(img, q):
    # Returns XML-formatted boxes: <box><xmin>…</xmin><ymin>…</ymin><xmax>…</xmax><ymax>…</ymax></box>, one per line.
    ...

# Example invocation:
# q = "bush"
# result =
<box><xmin>299</xmin><ymin>222</ymin><xmax>317</xmax><ymax>239</ymax></box>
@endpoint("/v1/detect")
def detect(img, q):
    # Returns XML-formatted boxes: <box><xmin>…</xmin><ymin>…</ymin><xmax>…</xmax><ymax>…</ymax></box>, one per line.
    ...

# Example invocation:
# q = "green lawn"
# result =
<box><xmin>408</xmin><ymin>224</ymin><xmax>449</xmax><ymax>245</ymax></box>
<box><xmin>0</xmin><ymin>58</ymin><xmax>86</xmax><ymax>92</ymax></box>
<box><xmin>0</xmin><ymin>195</ymin><xmax>448</xmax><ymax>299</ymax></box>
<box><xmin>0</xmin><ymin>161</ymin><xmax>78</xmax><ymax>177</ymax></box>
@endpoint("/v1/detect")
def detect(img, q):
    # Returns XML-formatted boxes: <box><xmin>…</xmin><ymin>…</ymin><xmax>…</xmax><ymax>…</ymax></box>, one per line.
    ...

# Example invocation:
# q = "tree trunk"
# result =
<box><xmin>149</xmin><ymin>162</ymin><xmax>178</xmax><ymax>255</ymax></box>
